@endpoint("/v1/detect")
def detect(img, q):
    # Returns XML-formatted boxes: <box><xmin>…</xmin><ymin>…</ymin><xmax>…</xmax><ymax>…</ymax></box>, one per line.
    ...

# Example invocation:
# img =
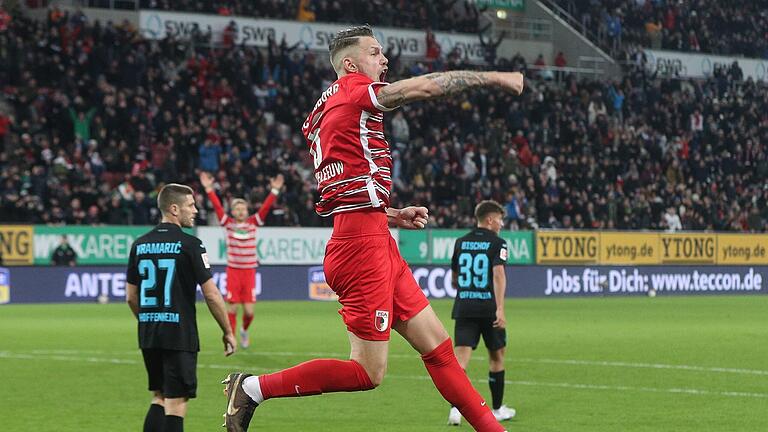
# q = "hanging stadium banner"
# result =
<box><xmin>599</xmin><ymin>232</ymin><xmax>659</xmax><ymax>265</ymax></box>
<box><xmin>659</xmin><ymin>233</ymin><xmax>716</xmax><ymax>264</ymax></box>
<box><xmin>196</xmin><ymin>226</ymin><xmax>332</xmax><ymax>265</ymax></box>
<box><xmin>399</xmin><ymin>230</ymin><xmax>534</xmax><ymax>265</ymax></box>
<box><xmin>398</xmin><ymin>230</ymin><xmax>430</xmax><ymax>263</ymax></box>
<box><xmin>716</xmin><ymin>234</ymin><xmax>768</xmax><ymax>265</ymax></box>
<box><xmin>475</xmin><ymin>0</ymin><xmax>525</xmax><ymax>11</ymax></box>
<box><xmin>0</xmin><ymin>225</ymin><xmax>33</xmax><ymax>266</ymax></box>
<box><xmin>196</xmin><ymin>227</ymin><xmax>399</xmax><ymax>265</ymax></box>
<box><xmin>33</xmin><ymin>226</ymin><xmax>153</xmax><ymax>265</ymax></box>
<box><xmin>138</xmin><ymin>12</ymin><xmax>488</xmax><ymax>63</ymax></box>
<box><xmin>536</xmin><ymin>231</ymin><xmax>600</xmax><ymax>264</ymax></box>
<box><xmin>644</xmin><ymin>49</ymin><xmax>768</xmax><ymax>82</ymax></box>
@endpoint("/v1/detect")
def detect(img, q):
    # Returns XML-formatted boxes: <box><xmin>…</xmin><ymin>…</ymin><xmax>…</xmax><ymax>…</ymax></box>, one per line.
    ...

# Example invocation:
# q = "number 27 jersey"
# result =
<box><xmin>126</xmin><ymin>223</ymin><xmax>213</xmax><ymax>351</ymax></box>
<box><xmin>302</xmin><ymin>72</ymin><xmax>395</xmax><ymax>217</ymax></box>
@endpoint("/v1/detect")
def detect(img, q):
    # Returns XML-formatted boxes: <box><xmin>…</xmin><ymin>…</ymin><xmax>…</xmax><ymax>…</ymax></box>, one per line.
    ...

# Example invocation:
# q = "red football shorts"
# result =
<box><xmin>225</xmin><ymin>267</ymin><xmax>256</xmax><ymax>303</ymax></box>
<box><xmin>323</xmin><ymin>209</ymin><xmax>430</xmax><ymax>341</ymax></box>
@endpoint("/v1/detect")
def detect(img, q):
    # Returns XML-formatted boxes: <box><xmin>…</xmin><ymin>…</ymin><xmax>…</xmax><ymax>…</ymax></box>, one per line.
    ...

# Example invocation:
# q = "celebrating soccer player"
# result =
<box><xmin>448</xmin><ymin>200</ymin><xmax>516</xmax><ymax>426</ymax></box>
<box><xmin>222</xmin><ymin>25</ymin><xmax>524</xmax><ymax>432</ymax></box>
<box><xmin>200</xmin><ymin>171</ymin><xmax>283</xmax><ymax>349</ymax></box>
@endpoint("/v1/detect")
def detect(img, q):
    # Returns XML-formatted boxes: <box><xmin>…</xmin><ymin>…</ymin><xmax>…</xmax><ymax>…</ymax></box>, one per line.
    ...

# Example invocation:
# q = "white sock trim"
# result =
<box><xmin>242</xmin><ymin>376</ymin><xmax>265</xmax><ymax>404</ymax></box>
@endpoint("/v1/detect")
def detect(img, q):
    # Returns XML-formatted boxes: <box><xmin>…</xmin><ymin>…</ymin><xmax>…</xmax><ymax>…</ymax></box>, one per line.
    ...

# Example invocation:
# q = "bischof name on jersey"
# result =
<box><xmin>462</xmin><ymin>241</ymin><xmax>491</xmax><ymax>251</ymax></box>
<box><xmin>315</xmin><ymin>161</ymin><xmax>345</xmax><ymax>183</ymax></box>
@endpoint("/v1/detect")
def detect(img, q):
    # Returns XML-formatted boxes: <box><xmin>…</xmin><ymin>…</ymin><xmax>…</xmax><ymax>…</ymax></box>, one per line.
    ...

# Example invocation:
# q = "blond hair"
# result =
<box><xmin>230</xmin><ymin>198</ymin><xmax>248</xmax><ymax>208</ymax></box>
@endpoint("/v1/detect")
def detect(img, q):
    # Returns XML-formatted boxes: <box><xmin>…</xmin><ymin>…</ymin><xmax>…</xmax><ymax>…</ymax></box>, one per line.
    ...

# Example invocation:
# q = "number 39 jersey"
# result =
<box><xmin>450</xmin><ymin>228</ymin><xmax>508</xmax><ymax>319</ymax></box>
<box><xmin>126</xmin><ymin>223</ymin><xmax>213</xmax><ymax>351</ymax></box>
<box><xmin>301</xmin><ymin>72</ymin><xmax>395</xmax><ymax>217</ymax></box>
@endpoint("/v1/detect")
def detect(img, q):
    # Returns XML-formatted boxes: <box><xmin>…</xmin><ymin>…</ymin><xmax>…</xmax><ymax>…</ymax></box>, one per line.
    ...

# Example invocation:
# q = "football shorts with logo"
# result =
<box><xmin>323</xmin><ymin>210</ymin><xmax>430</xmax><ymax>341</ymax></box>
<box><xmin>225</xmin><ymin>267</ymin><xmax>256</xmax><ymax>303</ymax></box>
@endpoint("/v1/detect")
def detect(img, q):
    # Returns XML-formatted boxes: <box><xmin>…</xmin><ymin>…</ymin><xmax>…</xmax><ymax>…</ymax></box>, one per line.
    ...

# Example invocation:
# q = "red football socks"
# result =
<box><xmin>242</xmin><ymin>313</ymin><xmax>254</xmax><ymax>331</ymax></box>
<box><xmin>227</xmin><ymin>312</ymin><xmax>237</xmax><ymax>333</ymax></box>
<box><xmin>259</xmin><ymin>359</ymin><xmax>374</xmax><ymax>399</ymax></box>
<box><xmin>422</xmin><ymin>339</ymin><xmax>504</xmax><ymax>432</ymax></box>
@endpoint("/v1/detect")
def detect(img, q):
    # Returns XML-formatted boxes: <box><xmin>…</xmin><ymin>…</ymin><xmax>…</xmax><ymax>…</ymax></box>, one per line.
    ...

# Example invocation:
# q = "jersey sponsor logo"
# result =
<box><xmin>138</xmin><ymin>312</ymin><xmax>180</xmax><ymax>323</ymax></box>
<box><xmin>375</xmin><ymin>310</ymin><xmax>390</xmax><ymax>332</ymax></box>
<box><xmin>459</xmin><ymin>291</ymin><xmax>492</xmax><ymax>300</ymax></box>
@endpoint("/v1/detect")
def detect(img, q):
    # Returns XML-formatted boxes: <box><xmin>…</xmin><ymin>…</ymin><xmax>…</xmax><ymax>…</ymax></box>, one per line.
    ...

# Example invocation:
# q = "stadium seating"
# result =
<box><xmin>0</xmin><ymin>9</ymin><xmax>766</xmax><ymax>232</ymax></box>
<box><xmin>140</xmin><ymin>0</ymin><xmax>483</xmax><ymax>33</ymax></box>
<box><xmin>553</xmin><ymin>0</ymin><xmax>768</xmax><ymax>58</ymax></box>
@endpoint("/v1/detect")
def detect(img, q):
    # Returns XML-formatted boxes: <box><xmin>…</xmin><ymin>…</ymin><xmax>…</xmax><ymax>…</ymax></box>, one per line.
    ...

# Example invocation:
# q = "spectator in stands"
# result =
<box><xmin>662</xmin><ymin>206</ymin><xmax>682</xmax><ymax>232</ymax></box>
<box><xmin>51</xmin><ymin>235</ymin><xmax>77</xmax><ymax>266</ymax></box>
<box><xmin>425</xmin><ymin>29</ymin><xmax>442</xmax><ymax>71</ymax></box>
<box><xmin>556</xmin><ymin>0</ymin><xmax>768</xmax><ymax>58</ymax></box>
<box><xmin>479</xmin><ymin>30</ymin><xmax>507</xmax><ymax>67</ymax></box>
<box><xmin>554</xmin><ymin>51</ymin><xmax>567</xmax><ymax>81</ymax></box>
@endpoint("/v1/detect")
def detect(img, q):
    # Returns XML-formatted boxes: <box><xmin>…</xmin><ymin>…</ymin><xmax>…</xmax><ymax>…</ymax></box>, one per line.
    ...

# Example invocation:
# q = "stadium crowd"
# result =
<box><xmin>140</xmin><ymin>0</ymin><xmax>484</xmax><ymax>33</ymax></box>
<box><xmin>0</xmin><ymin>9</ymin><xmax>767</xmax><ymax>232</ymax></box>
<box><xmin>555</xmin><ymin>0</ymin><xmax>768</xmax><ymax>58</ymax></box>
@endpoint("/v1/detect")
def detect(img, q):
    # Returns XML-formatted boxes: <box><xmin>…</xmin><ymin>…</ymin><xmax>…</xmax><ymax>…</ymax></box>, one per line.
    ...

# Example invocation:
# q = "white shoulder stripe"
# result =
<box><xmin>368</xmin><ymin>82</ymin><xmax>397</xmax><ymax>112</ymax></box>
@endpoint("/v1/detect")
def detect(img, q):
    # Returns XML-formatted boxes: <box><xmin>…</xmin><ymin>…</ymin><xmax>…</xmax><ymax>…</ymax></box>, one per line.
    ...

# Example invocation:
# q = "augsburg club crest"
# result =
<box><xmin>375</xmin><ymin>310</ymin><xmax>389</xmax><ymax>332</ymax></box>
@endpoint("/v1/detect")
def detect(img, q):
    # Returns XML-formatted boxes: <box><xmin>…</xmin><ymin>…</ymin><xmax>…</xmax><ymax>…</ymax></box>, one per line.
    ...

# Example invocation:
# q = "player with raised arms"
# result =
<box><xmin>222</xmin><ymin>25</ymin><xmax>524</xmax><ymax>432</ymax></box>
<box><xmin>200</xmin><ymin>171</ymin><xmax>284</xmax><ymax>349</ymax></box>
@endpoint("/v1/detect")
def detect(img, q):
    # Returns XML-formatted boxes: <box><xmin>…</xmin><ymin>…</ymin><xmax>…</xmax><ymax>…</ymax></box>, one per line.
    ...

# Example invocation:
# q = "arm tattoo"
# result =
<box><xmin>377</xmin><ymin>87</ymin><xmax>406</xmax><ymax>108</ymax></box>
<box><xmin>424</xmin><ymin>71</ymin><xmax>489</xmax><ymax>96</ymax></box>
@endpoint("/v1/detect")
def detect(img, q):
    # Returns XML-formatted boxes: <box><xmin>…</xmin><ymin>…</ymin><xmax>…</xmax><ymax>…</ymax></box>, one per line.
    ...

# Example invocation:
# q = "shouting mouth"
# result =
<box><xmin>379</xmin><ymin>68</ymin><xmax>388</xmax><ymax>82</ymax></box>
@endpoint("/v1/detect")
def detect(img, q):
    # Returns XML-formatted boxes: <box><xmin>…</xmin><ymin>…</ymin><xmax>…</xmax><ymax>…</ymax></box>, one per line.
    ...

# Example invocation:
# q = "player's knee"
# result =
<box><xmin>489</xmin><ymin>349</ymin><xmax>505</xmax><ymax>370</ymax></box>
<box><xmin>367</xmin><ymin>367</ymin><xmax>386</xmax><ymax>388</ymax></box>
<box><xmin>358</xmin><ymin>362</ymin><xmax>386</xmax><ymax>388</ymax></box>
<box><xmin>489</xmin><ymin>359</ymin><xmax>504</xmax><ymax>371</ymax></box>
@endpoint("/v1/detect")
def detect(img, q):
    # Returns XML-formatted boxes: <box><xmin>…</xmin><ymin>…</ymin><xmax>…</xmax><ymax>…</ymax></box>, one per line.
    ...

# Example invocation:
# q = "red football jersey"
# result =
<box><xmin>302</xmin><ymin>73</ymin><xmax>395</xmax><ymax>217</ymax></box>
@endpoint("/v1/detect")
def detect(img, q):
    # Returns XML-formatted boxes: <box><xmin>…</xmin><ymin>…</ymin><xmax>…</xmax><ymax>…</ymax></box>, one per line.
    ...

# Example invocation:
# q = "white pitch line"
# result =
<box><xmin>1</xmin><ymin>351</ymin><xmax>767</xmax><ymax>400</ymax></box>
<box><xmin>513</xmin><ymin>358</ymin><xmax>768</xmax><ymax>377</ymax></box>
<box><xmin>21</xmin><ymin>349</ymin><xmax>768</xmax><ymax>377</ymax></box>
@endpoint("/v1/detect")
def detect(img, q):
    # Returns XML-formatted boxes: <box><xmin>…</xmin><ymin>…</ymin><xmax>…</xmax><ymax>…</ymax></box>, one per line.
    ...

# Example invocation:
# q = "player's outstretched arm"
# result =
<box><xmin>376</xmin><ymin>71</ymin><xmax>524</xmax><ymax>109</ymax></box>
<box><xmin>254</xmin><ymin>174</ymin><xmax>284</xmax><ymax>225</ymax></box>
<box><xmin>200</xmin><ymin>171</ymin><xmax>227</xmax><ymax>223</ymax></box>
<box><xmin>201</xmin><ymin>278</ymin><xmax>236</xmax><ymax>356</ymax></box>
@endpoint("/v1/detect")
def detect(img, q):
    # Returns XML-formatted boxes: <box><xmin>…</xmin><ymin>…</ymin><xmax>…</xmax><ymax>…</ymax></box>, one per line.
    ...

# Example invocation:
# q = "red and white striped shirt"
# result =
<box><xmin>302</xmin><ymin>72</ymin><xmax>394</xmax><ymax>217</ymax></box>
<box><xmin>207</xmin><ymin>190</ymin><xmax>277</xmax><ymax>269</ymax></box>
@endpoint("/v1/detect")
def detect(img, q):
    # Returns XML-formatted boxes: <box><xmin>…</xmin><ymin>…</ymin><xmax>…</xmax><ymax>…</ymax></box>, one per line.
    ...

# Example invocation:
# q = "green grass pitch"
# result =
<box><xmin>1</xmin><ymin>295</ymin><xmax>767</xmax><ymax>431</ymax></box>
